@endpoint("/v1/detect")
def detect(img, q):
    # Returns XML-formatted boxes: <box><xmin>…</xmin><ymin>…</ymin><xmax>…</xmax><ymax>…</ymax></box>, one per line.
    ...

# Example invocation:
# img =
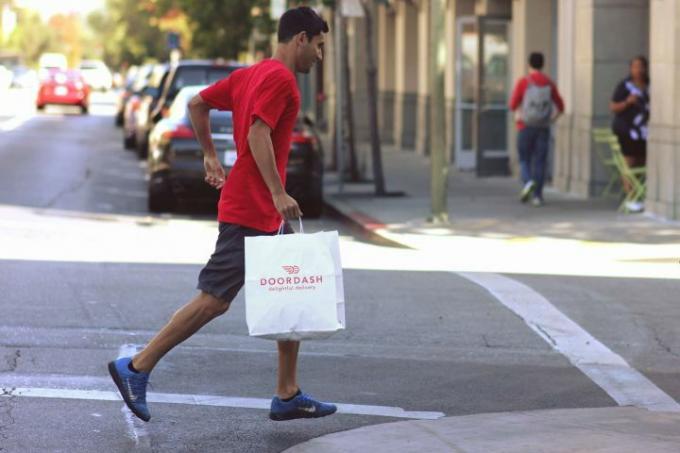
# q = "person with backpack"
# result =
<box><xmin>509</xmin><ymin>52</ymin><xmax>565</xmax><ymax>206</ymax></box>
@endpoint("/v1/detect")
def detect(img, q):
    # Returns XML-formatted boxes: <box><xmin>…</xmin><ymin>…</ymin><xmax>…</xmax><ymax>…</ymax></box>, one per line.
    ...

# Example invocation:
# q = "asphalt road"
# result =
<box><xmin>0</xmin><ymin>89</ymin><xmax>679</xmax><ymax>452</ymax></box>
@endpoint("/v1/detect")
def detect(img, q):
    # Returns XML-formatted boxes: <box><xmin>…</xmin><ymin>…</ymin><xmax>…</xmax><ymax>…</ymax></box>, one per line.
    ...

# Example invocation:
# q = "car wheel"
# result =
<box><xmin>136</xmin><ymin>134</ymin><xmax>149</xmax><ymax>159</ymax></box>
<box><xmin>36</xmin><ymin>104</ymin><xmax>45</xmax><ymax>111</ymax></box>
<box><xmin>115</xmin><ymin>112</ymin><xmax>123</xmax><ymax>127</ymax></box>
<box><xmin>301</xmin><ymin>179</ymin><xmax>323</xmax><ymax>219</ymax></box>
<box><xmin>148</xmin><ymin>177</ymin><xmax>176</xmax><ymax>213</ymax></box>
<box><xmin>123</xmin><ymin>133</ymin><xmax>135</xmax><ymax>150</ymax></box>
<box><xmin>80</xmin><ymin>105</ymin><xmax>89</xmax><ymax>115</ymax></box>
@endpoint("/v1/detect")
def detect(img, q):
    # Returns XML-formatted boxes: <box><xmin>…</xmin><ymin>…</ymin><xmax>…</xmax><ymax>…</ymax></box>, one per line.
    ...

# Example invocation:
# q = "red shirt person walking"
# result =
<box><xmin>108</xmin><ymin>7</ymin><xmax>338</xmax><ymax>423</ymax></box>
<box><xmin>509</xmin><ymin>52</ymin><xmax>564</xmax><ymax>206</ymax></box>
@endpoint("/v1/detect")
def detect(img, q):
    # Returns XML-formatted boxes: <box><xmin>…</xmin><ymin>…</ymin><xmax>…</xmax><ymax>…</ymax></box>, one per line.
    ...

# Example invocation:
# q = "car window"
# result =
<box><xmin>132</xmin><ymin>66</ymin><xmax>154</xmax><ymax>92</ymax></box>
<box><xmin>168</xmin><ymin>67</ymin><xmax>235</xmax><ymax>100</ymax></box>
<box><xmin>210</xmin><ymin>111</ymin><xmax>233</xmax><ymax>134</ymax></box>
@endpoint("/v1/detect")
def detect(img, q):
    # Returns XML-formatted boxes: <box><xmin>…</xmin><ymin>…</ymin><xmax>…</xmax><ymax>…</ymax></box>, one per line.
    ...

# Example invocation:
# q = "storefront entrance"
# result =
<box><xmin>455</xmin><ymin>16</ymin><xmax>511</xmax><ymax>176</ymax></box>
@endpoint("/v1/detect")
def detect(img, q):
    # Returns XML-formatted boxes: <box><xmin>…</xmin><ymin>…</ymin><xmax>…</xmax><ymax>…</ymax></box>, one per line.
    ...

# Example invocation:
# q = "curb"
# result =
<box><xmin>322</xmin><ymin>196</ymin><xmax>411</xmax><ymax>249</ymax></box>
<box><xmin>284</xmin><ymin>406</ymin><xmax>680</xmax><ymax>453</ymax></box>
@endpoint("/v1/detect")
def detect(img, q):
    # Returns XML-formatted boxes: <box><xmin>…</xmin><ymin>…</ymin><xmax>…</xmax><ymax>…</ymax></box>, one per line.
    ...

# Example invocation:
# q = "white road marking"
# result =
<box><xmin>0</xmin><ymin>113</ymin><xmax>33</xmax><ymax>132</ymax></box>
<box><xmin>0</xmin><ymin>386</ymin><xmax>445</xmax><ymax>420</ymax></box>
<box><xmin>459</xmin><ymin>272</ymin><xmax>680</xmax><ymax>413</ymax></box>
<box><xmin>116</xmin><ymin>344</ymin><xmax>151</xmax><ymax>450</ymax></box>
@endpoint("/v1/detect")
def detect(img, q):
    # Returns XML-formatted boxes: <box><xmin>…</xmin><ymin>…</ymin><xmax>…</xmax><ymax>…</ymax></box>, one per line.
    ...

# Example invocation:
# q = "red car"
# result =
<box><xmin>36</xmin><ymin>70</ymin><xmax>90</xmax><ymax>114</ymax></box>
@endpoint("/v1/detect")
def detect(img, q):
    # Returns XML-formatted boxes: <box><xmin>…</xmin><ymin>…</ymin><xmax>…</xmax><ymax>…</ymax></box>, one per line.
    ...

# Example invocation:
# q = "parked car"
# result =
<box><xmin>114</xmin><ymin>65</ymin><xmax>138</xmax><ymax>126</ymax></box>
<box><xmin>36</xmin><ymin>69</ymin><xmax>90</xmax><ymax>114</ymax></box>
<box><xmin>79</xmin><ymin>60</ymin><xmax>113</xmax><ymax>91</ymax></box>
<box><xmin>0</xmin><ymin>65</ymin><xmax>11</xmax><ymax>90</ymax></box>
<box><xmin>147</xmin><ymin>85</ymin><xmax>235</xmax><ymax>212</ymax></box>
<box><xmin>134</xmin><ymin>60</ymin><xmax>244</xmax><ymax>159</ymax></box>
<box><xmin>286</xmin><ymin>115</ymin><xmax>324</xmax><ymax>218</ymax></box>
<box><xmin>146</xmin><ymin>86</ymin><xmax>324</xmax><ymax>217</ymax></box>
<box><xmin>38</xmin><ymin>53</ymin><xmax>68</xmax><ymax>81</ymax></box>
<box><xmin>123</xmin><ymin>64</ymin><xmax>165</xmax><ymax>149</ymax></box>
<box><xmin>10</xmin><ymin>65</ymin><xmax>38</xmax><ymax>89</ymax></box>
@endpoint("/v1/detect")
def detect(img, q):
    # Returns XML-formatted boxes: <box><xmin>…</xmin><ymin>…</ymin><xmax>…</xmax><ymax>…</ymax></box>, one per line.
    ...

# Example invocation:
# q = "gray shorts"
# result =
<box><xmin>197</xmin><ymin>222</ymin><xmax>292</xmax><ymax>303</ymax></box>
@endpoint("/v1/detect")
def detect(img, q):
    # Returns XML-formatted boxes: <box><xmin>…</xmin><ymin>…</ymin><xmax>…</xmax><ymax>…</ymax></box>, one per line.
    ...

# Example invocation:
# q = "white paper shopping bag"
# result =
<box><xmin>244</xmin><ymin>222</ymin><xmax>345</xmax><ymax>340</ymax></box>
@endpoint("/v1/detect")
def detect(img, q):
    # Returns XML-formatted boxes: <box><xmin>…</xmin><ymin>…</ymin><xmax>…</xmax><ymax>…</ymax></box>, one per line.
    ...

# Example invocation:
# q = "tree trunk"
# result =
<box><xmin>360</xmin><ymin>0</ymin><xmax>386</xmax><ymax>195</ymax></box>
<box><xmin>341</xmin><ymin>17</ymin><xmax>360</xmax><ymax>181</ymax></box>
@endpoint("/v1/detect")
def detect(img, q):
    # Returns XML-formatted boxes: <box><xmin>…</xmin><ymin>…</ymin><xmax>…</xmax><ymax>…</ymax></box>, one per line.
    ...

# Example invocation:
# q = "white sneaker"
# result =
<box><xmin>531</xmin><ymin>197</ymin><xmax>544</xmax><ymax>207</ymax></box>
<box><xmin>520</xmin><ymin>181</ymin><xmax>536</xmax><ymax>203</ymax></box>
<box><xmin>625</xmin><ymin>201</ymin><xmax>644</xmax><ymax>213</ymax></box>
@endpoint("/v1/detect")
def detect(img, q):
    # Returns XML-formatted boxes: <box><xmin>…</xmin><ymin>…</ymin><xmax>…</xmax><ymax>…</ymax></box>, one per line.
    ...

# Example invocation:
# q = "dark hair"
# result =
<box><xmin>630</xmin><ymin>55</ymin><xmax>650</xmax><ymax>85</ymax></box>
<box><xmin>528</xmin><ymin>52</ymin><xmax>544</xmax><ymax>70</ymax></box>
<box><xmin>277</xmin><ymin>6</ymin><xmax>329</xmax><ymax>43</ymax></box>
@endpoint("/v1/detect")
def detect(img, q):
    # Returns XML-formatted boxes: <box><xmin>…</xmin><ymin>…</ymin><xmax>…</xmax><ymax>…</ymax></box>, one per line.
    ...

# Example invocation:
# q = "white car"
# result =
<box><xmin>79</xmin><ymin>60</ymin><xmax>113</xmax><ymax>91</ymax></box>
<box><xmin>0</xmin><ymin>65</ymin><xmax>12</xmax><ymax>90</ymax></box>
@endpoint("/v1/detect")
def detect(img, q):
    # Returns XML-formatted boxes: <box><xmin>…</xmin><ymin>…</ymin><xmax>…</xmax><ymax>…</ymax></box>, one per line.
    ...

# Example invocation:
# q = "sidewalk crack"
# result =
<box><xmin>653</xmin><ymin>331</ymin><xmax>680</xmax><ymax>359</ymax></box>
<box><xmin>44</xmin><ymin>167</ymin><xmax>92</xmax><ymax>208</ymax></box>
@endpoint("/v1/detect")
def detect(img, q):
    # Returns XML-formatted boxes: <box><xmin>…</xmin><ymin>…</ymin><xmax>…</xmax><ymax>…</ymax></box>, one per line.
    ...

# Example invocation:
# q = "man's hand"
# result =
<box><xmin>204</xmin><ymin>155</ymin><xmax>225</xmax><ymax>189</ymax></box>
<box><xmin>626</xmin><ymin>94</ymin><xmax>639</xmax><ymax>106</ymax></box>
<box><xmin>273</xmin><ymin>192</ymin><xmax>303</xmax><ymax>220</ymax></box>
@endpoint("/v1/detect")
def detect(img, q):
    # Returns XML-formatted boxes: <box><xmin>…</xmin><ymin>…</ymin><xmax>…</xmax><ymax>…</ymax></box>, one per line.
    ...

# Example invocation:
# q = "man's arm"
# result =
<box><xmin>188</xmin><ymin>94</ymin><xmax>225</xmax><ymax>189</ymax></box>
<box><xmin>248</xmin><ymin>119</ymin><xmax>302</xmax><ymax>220</ymax></box>
<box><xmin>508</xmin><ymin>78</ymin><xmax>526</xmax><ymax>111</ymax></box>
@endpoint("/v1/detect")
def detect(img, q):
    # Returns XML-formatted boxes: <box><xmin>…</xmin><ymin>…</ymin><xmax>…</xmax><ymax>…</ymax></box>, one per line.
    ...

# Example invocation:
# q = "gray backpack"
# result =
<box><xmin>521</xmin><ymin>78</ymin><xmax>553</xmax><ymax>127</ymax></box>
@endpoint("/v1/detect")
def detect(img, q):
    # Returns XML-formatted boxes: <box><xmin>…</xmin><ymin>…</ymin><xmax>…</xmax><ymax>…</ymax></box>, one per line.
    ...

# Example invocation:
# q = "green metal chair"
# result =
<box><xmin>592</xmin><ymin>128</ymin><xmax>646</xmax><ymax>213</ymax></box>
<box><xmin>592</xmin><ymin>128</ymin><xmax>621</xmax><ymax>197</ymax></box>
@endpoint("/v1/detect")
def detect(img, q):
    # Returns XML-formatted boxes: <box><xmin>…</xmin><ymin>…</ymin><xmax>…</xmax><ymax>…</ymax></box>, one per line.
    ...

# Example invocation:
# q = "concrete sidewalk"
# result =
<box><xmin>322</xmin><ymin>144</ymin><xmax>680</xmax><ymax>244</ymax></box>
<box><xmin>321</xmin><ymin>145</ymin><xmax>680</xmax><ymax>280</ymax></box>
<box><xmin>285</xmin><ymin>407</ymin><xmax>680</xmax><ymax>453</ymax></box>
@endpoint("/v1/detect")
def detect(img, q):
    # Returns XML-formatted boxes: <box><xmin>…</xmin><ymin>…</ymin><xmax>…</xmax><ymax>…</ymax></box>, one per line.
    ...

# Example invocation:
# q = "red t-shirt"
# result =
<box><xmin>509</xmin><ymin>71</ymin><xmax>565</xmax><ymax>130</ymax></box>
<box><xmin>200</xmin><ymin>59</ymin><xmax>300</xmax><ymax>232</ymax></box>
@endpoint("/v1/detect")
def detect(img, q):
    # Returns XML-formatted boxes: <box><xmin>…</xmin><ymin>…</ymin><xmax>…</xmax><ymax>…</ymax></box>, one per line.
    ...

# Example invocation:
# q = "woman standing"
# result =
<box><xmin>609</xmin><ymin>56</ymin><xmax>650</xmax><ymax>213</ymax></box>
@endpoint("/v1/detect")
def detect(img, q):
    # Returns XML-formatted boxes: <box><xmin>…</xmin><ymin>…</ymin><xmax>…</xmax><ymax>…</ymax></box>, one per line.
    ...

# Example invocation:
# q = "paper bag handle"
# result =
<box><xmin>277</xmin><ymin>217</ymin><xmax>304</xmax><ymax>235</ymax></box>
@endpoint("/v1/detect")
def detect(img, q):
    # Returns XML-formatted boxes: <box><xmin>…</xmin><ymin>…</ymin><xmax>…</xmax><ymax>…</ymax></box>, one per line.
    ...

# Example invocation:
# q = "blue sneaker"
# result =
<box><xmin>269</xmin><ymin>391</ymin><xmax>337</xmax><ymax>421</ymax></box>
<box><xmin>108</xmin><ymin>357</ymin><xmax>151</xmax><ymax>422</ymax></box>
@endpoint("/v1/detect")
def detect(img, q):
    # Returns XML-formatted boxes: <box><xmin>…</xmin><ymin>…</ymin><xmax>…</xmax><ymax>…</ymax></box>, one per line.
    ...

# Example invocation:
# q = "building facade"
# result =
<box><xmin>316</xmin><ymin>0</ymin><xmax>679</xmax><ymax>220</ymax></box>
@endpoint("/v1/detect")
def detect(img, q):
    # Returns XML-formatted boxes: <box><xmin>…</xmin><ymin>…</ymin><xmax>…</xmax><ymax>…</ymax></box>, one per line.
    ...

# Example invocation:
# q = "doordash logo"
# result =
<box><xmin>282</xmin><ymin>265</ymin><xmax>300</xmax><ymax>275</ymax></box>
<box><xmin>260</xmin><ymin>266</ymin><xmax>323</xmax><ymax>292</ymax></box>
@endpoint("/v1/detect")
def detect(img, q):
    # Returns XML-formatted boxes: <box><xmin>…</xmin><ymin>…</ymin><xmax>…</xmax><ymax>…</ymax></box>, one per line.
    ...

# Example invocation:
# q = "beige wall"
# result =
<box><xmin>647</xmin><ymin>0</ymin><xmax>680</xmax><ymax>219</ymax></box>
<box><xmin>394</xmin><ymin>0</ymin><xmax>420</xmax><ymax>149</ymax></box>
<box><xmin>416</xmin><ymin>0</ymin><xmax>431</xmax><ymax>155</ymax></box>
<box><xmin>377</xmin><ymin>5</ymin><xmax>396</xmax><ymax>143</ymax></box>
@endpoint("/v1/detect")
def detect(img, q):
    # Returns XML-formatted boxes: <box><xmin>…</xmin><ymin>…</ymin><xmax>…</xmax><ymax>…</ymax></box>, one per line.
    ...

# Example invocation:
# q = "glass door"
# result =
<box><xmin>455</xmin><ymin>16</ymin><xmax>511</xmax><ymax>175</ymax></box>
<box><xmin>455</xmin><ymin>17</ymin><xmax>477</xmax><ymax>171</ymax></box>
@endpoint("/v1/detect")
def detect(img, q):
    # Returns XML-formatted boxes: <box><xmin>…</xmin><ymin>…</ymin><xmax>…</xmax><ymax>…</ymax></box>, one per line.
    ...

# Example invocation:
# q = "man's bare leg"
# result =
<box><xmin>276</xmin><ymin>340</ymin><xmax>300</xmax><ymax>399</ymax></box>
<box><xmin>132</xmin><ymin>291</ymin><xmax>230</xmax><ymax>373</ymax></box>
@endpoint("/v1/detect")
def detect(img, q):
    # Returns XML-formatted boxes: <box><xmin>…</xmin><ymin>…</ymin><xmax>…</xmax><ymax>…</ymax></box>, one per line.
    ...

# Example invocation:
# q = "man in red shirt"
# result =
<box><xmin>509</xmin><ymin>52</ymin><xmax>564</xmax><ymax>206</ymax></box>
<box><xmin>108</xmin><ymin>7</ymin><xmax>336</xmax><ymax>422</ymax></box>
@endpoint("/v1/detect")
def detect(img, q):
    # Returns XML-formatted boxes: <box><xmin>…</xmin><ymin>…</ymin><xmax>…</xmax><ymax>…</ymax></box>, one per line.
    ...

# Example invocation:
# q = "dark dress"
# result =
<box><xmin>611</xmin><ymin>77</ymin><xmax>649</xmax><ymax>159</ymax></box>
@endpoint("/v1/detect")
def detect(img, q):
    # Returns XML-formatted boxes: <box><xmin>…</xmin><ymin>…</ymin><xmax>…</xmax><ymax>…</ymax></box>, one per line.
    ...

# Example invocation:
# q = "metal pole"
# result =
<box><xmin>334</xmin><ymin>1</ymin><xmax>345</xmax><ymax>193</ymax></box>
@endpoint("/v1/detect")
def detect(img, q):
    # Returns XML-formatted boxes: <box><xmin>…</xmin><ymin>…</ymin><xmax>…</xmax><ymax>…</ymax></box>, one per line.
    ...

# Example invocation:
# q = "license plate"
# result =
<box><xmin>223</xmin><ymin>150</ymin><xmax>237</xmax><ymax>167</ymax></box>
<box><xmin>55</xmin><ymin>86</ymin><xmax>68</xmax><ymax>96</ymax></box>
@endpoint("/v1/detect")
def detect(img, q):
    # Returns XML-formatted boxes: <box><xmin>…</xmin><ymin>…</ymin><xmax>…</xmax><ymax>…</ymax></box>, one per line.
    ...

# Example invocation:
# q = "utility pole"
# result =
<box><xmin>429</xmin><ymin>0</ymin><xmax>448</xmax><ymax>223</ymax></box>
